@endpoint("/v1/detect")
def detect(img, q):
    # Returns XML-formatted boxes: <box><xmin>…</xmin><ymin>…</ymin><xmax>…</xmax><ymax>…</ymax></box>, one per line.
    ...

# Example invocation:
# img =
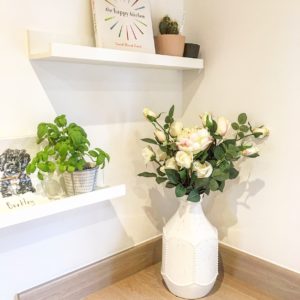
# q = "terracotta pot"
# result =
<box><xmin>154</xmin><ymin>34</ymin><xmax>186</xmax><ymax>57</ymax></box>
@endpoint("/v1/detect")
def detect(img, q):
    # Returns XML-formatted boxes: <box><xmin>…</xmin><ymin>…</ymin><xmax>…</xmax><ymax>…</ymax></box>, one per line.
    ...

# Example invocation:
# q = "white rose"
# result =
<box><xmin>242</xmin><ymin>146</ymin><xmax>259</xmax><ymax>157</ymax></box>
<box><xmin>143</xmin><ymin>108</ymin><xmax>156</xmax><ymax>118</ymax></box>
<box><xmin>142</xmin><ymin>146</ymin><xmax>155</xmax><ymax>164</ymax></box>
<box><xmin>253</xmin><ymin>127</ymin><xmax>270</xmax><ymax>138</ymax></box>
<box><xmin>216</xmin><ymin>116</ymin><xmax>230</xmax><ymax>137</ymax></box>
<box><xmin>169</xmin><ymin>121</ymin><xmax>183</xmax><ymax>137</ymax></box>
<box><xmin>154</xmin><ymin>130</ymin><xmax>166</xmax><ymax>143</ymax></box>
<box><xmin>179</xmin><ymin>127</ymin><xmax>197</xmax><ymax>138</ymax></box>
<box><xmin>165</xmin><ymin>157</ymin><xmax>178</xmax><ymax>170</ymax></box>
<box><xmin>175</xmin><ymin>151</ymin><xmax>193</xmax><ymax>169</ymax></box>
<box><xmin>201</xmin><ymin>112</ymin><xmax>213</xmax><ymax>127</ymax></box>
<box><xmin>156</xmin><ymin>148</ymin><xmax>167</xmax><ymax>161</ymax></box>
<box><xmin>177</xmin><ymin>128</ymin><xmax>213</xmax><ymax>154</ymax></box>
<box><xmin>192</xmin><ymin>161</ymin><xmax>213</xmax><ymax>178</ymax></box>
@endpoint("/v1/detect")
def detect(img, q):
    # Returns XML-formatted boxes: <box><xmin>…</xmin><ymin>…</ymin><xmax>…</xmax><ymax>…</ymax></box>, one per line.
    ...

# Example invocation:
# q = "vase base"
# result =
<box><xmin>161</xmin><ymin>272</ymin><xmax>217</xmax><ymax>299</ymax></box>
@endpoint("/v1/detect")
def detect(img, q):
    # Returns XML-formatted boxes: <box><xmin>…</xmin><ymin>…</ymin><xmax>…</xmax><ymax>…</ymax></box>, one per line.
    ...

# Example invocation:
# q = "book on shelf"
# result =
<box><xmin>91</xmin><ymin>0</ymin><xmax>155</xmax><ymax>53</ymax></box>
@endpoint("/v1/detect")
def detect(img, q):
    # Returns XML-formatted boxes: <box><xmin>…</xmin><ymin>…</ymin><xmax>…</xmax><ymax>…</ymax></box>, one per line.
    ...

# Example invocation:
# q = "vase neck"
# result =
<box><xmin>180</xmin><ymin>194</ymin><xmax>205</xmax><ymax>214</ymax></box>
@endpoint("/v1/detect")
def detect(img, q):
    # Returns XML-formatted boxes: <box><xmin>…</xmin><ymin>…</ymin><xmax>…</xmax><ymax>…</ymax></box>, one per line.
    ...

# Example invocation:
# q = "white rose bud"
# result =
<box><xmin>154</xmin><ymin>130</ymin><xmax>166</xmax><ymax>143</ymax></box>
<box><xmin>170</xmin><ymin>121</ymin><xmax>183</xmax><ymax>137</ymax></box>
<box><xmin>253</xmin><ymin>127</ymin><xmax>270</xmax><ymax>138</ymax></box>
<box><xmin>142</xmin><ymin>146</ymin><xmax>155</xmax><ymax>164</ymax></box>
<box><xmin>242</xmin><ymin>146</ymin><xmax>259</xmax><ymax>157</ymax></box>
<box><xmin>165</xmin><ymin>157</ymin><xmax>178</xmax><ymax>170</ymax></box>
<box><xmin>175</xmin><ymin>151</ymin><xmax>193</xmax><ymax>169</ymax></box>
<box><xmin>192</xmin><ymin>161</ymin><xmax>213</xmax><ymax>178</ymax></box>
<box><xmin>216</xmin><ymin>116</ymin><xmax>230</xmax><ymax>137</ymax></box>
<box><xmin>143</xmin><ymin>108</ymin><xmax>156</xmax><ymax>119</ymax></box>
<box><xmin>201</xmin><ymin>112</ymin><xmax>213</xmax><ymax>127</ymax></box>
<box><xmin>156</xmin><ymin>148</ymin><xmax>167</xmax><ymax>161</ymax></box>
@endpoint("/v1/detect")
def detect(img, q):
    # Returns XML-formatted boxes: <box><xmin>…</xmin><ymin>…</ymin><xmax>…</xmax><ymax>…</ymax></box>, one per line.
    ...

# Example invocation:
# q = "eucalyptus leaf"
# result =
<box><xmin>157</xmin><ymin>167</ymin><xmax>165</xmax><ymax>177</ymax></box>
<box><xmin>238</xmin><ymin>113</ymin><xmax>247</xmax><ymax>125</ymax></box>
<box><xmin>179</xmin><ymin>169</ymin><xmax>187</xmax><ymax>184</ymax></box>
<box><xmin>240</xmin><ymin>125</ymin><xmax>249</xmax><ymax>133</ymax></box>
<box><xmin>209</xmin><ymin>179</ymin><xmax>219</xmax><ymax>191</ymax></box>
<box><xmin>187</xmin><ymin>190</ymin><xmax>200</xmax><ymax>202</ymax></box>
<box><xmin>229</xmin><ymin>168</ymin><xmax>239</xmax><ymax>179</ymax></box>
<box><xmin>175</xmin><ymin>184</ymin><xmax>187</xmax><ymax>197</ymax></box>
<box><xmin>156</xmin><ymin>177</ymin><xmax>168</xmax><ymax>184</ymax></box>
<box><xmin>138</xmin><ymin>172</ymin><xmax>157</xmax><ymax>178</ymax></box>
<box><xmin>214</xmin><ymin>146</ymin><xmax>225</xmax><ymax>160</ymax></box>
<box><xmin>165</xmin><ymin>169</ymin><xmax>181</xmax><ymax>185</ymax></box>
<box><xmin>195</xmin><ymin>178</ymin><xmax>209</xmax><ymax>189</ymax></box>
<box><xmin>166</xmin><ymin>182</ymin><xmax>176</xmax><ymax>188</ymax></box>
<box><xmin>238</xmin><ymin>132</ymin><xmax>245</xmax><ymax>138</ymax></box>
<box><xmin>168</xmin><ymin>105</ymin><xmax>175</xmax><ymax>118</ymax></box>
<box><xmin>248</xmin><ymin>153</ymin><xmax>260</xmax><ymax>158</ymax></box>
<box><xmin>141</xmin><ymin>138</ymin><xmax>158</xmax><ymax>145</ymax></box>
<box><xmin>219</xmin><ymin>181</ymin><xmax>225</xmax><ymax>192</ymax></box>
<box><xmin>212</xmin><ymin>169</ymin><xmax>229</xmax><ymax>181</ymax></box>
<box><xmin>231</xmin><ymin>122</ymin><xmax>239</xmax><ymax>130</ymax></box>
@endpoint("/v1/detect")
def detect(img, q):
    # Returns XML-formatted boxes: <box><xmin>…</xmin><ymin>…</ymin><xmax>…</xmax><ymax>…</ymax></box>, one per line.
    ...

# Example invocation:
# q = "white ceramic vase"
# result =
<box><xmin>161</xmin><ymin>195</ymin><xmax>218</xmax><ymax>299</ymax></box>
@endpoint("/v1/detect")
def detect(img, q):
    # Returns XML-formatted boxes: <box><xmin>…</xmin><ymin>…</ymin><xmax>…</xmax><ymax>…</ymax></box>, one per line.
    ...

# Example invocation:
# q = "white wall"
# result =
<box><xmin>183</xmin><ymin>0</ymin><xmax>300</xmax><ymax>273</ymax></box>
<box><xmin>0</xmin><ymin>1</ymin><xmax>183</xmax><ymax>299</ymax></box>
<box><xmin>2</xmin><ymin>0</ymin><xmax>298</xmax><ymax>298</ymax></box>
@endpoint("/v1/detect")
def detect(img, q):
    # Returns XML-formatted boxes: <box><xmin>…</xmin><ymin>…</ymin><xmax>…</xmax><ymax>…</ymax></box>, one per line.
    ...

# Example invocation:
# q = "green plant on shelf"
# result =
<box><xmin>26</xmin><ymin>115</ymin><xmax>109</xmax><ymax>180</ymax></box>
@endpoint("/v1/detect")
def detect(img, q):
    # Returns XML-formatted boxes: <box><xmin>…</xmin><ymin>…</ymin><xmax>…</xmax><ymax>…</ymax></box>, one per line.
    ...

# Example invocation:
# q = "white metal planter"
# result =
<box><xmin>63</xmin><ymin>166</ymin><xmax>99</xmax><ymax>196</ymax></box>
<box><xmin>161</xmin><ymin>195</ymin><xmax>218</xmax><ymax>299</ymax></box>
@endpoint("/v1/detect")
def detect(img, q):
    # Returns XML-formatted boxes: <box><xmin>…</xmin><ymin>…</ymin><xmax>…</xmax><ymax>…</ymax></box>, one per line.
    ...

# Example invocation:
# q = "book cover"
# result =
<box><xmin>91</xmin><ymin>0</ymin><xmax>155</xmax><ymax>53</ymax></box>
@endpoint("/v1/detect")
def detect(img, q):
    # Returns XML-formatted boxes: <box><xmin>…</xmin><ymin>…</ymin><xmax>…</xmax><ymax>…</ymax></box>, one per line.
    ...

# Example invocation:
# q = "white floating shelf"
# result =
<box><xmin>29</xmin><ymin>42</ymin><xmax>204</xmax><ymax>71</ymax></box>
<box><xmin>0</xmin><ymin>184</ymin><xmax>126</xmax><ymax>230</ymax></box>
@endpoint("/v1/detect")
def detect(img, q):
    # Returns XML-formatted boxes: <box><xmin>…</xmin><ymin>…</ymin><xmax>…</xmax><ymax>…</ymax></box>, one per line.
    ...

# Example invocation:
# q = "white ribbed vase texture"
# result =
<box><xmin>63</xmin><ymin>166</ymin><xmax>98</xmax><ymax>196</ymax></box>
<box><xmin>161</xmin><ymin>195</ymin><xmax>218</xmax><ymax>299</ymax></box>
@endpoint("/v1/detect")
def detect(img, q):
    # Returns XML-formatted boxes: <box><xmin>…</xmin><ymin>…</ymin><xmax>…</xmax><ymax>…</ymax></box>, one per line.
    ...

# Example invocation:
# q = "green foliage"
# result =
<box><xmin>159</xmin><ymin>15</ymin><xmax>179</xmax><ymax>35</ymax></box>
<box><xmin>26</xmin><ymin>115</ymin><xmax>110</xmax><ymax>180</ymax></box>
<box><xmin>238</xmin><ymin>113</ymin><xmax>247</xmax><ymax>125</ymax></box>
<box><xmin>139</xmin><ymin>106</ymin><xmax>268</xmax><ymax>202</ymax></box>
<box><xmin>138</xmin><ymin>172</ymin><xmax>157</xmax><ymax>178</ymax></box>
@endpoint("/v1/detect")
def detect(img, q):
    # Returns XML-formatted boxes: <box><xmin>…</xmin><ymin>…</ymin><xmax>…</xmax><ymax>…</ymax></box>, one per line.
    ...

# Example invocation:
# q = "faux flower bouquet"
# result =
<box><xmin>138</xmin><ymin>106</ymin><xmax>269</xmax><ymax>202</ymax></box>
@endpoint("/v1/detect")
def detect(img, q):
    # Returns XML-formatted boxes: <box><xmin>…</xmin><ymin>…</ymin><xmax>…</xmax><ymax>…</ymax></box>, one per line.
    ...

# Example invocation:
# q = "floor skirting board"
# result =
<box><xmin>18</xmin><ymin>236</ymin><xmax>300</xmax><ymax>300</ymax></box>
<box><xmin>18</xmin><ymin>237</ymin><xmax>162</xmax><ymax>300</ymax></box>
<box><xmin>219</xmin><ymin>243</ymin><xmax>300</xmax><ymax>300</ymax></box>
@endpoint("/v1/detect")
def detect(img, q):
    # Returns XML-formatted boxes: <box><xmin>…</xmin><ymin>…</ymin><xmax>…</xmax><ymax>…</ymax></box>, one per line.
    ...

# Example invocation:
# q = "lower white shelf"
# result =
<box><xmin>0</xmin><ymin>184</ymin><xmax>126</xmax><ymax>230</ymax></box>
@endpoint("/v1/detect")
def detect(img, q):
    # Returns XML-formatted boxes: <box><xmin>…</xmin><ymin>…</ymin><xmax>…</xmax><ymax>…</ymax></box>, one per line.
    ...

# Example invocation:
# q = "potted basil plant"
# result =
<box><xmin>26</xmin><ymin>115</ymin><xmax>110</xmax><ymax>196</ymax></box>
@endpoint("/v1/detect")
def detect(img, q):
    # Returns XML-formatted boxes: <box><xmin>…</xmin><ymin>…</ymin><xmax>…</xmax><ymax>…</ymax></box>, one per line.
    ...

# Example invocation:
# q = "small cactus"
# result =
<box><xmin>159</xmin><ymin>15</ymin><xmax>179</xmax><ymax>35</ymax></box>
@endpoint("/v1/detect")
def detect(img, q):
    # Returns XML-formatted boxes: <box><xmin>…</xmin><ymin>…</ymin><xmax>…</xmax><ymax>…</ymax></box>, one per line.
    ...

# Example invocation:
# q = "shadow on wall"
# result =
<box><xmin>136</xmin><ymin>174</ymin><xmax>265</xmax><ymax>238</ymax></box>
<box><xmin>143</xmin><ymin>188</ymin><xmax>179</xmax><ymax>231</ymax></box>
<box><xmin>182</xmin><ymin>69</ymin><xmax>205</xmax><ymax>113</ymax></box>
<box><xmin>0</xmin><ymin>200</ymin><xmax>134</xmax><ymax>254</ymax></box>
<box><xmin>203</xmin><ymin>175</ymin><xmax>265</xmax><ymax>241</ymax></box>
<box><xmin>131</xmin><ymin>140</ymin><xmax>179</xmax><ymax>232</ymax></box>
<box><xmin>30</xmin><ymin>61</ymin><xmax>182</xmax><ymax>126</ymax></box>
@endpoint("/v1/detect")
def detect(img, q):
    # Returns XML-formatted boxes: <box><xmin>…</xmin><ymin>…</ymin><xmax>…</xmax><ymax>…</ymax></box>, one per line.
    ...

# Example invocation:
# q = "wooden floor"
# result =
<box><xmin>86</xmin><ymin>263</ymin><xmax>274</xmax><ymax>300</ymax></box>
